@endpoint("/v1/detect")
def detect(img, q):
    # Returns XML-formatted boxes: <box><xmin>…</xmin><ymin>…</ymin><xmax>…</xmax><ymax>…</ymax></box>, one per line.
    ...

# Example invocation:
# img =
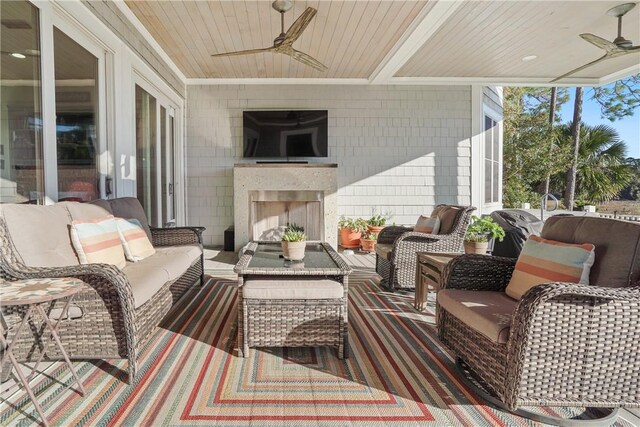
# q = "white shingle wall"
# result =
<box><xmin>186</xmin><ymin>85</ymin><xmax>472</xmax><ymax>247</ymax></box>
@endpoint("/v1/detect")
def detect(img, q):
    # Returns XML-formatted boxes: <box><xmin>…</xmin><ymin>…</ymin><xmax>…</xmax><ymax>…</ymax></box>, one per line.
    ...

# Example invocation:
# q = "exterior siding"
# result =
<box><xmin>186</xmin><ymin>85</ymin><xmax>472</xmax><ymax>247</ymax></box>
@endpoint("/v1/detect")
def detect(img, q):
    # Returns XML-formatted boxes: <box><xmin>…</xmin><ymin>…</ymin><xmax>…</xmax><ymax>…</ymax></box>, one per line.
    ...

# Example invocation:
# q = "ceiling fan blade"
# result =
<box><xmin>211</xmin><ymin>47</ymin><xmax>274</xmax><ymax>57</ymax></box>
<box><xmin>580</xmin><ymin>33</ymin><xmax>621</xmax><ymax>53</ymax></box>
<box><xmin>622</xmin><ymin>45</ymin><xmax>640</xmax><ymax>52</ymax></box>
<box><xmin>283</xmin><ymin>47</ymin><xmax>328</xmax><ymax>72</ymax></box>
<box><xmin>550</xmin><ymin>53</ymin><xmax>610</xmax><ymax>82</ymax></box>
<box><xmin>282</xmin><ymin>7</ymin><xmax>317</xmax><ymax>46</ymax></box>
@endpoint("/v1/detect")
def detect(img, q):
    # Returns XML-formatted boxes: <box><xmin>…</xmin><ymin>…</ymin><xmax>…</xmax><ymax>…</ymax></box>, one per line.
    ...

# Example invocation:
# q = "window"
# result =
<box><xmin>0</xmin><ymin>0</ymin><xmax>43</xmax><ymax>204</ymax></box>
<box><xmin>484</xmin><ymin>115</ymin><xmax>500</xmax><ymax>204</ymax></box>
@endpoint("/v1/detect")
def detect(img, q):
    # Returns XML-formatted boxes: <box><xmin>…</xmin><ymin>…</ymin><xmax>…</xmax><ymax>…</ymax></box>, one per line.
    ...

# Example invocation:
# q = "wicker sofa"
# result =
<box><xmin>375</xmin><ymin>205</ymin><xmax>475</xmax><ymax>290</ymax></box>
<box><xmin>437</xmin><ymin>215</ymin><xmax>640</xmax><ymax>422</ymax></box>
<box><xmin>0</xmin><ymin>198</ymin><xmax>204</xmax><ymax>382</ymax></box>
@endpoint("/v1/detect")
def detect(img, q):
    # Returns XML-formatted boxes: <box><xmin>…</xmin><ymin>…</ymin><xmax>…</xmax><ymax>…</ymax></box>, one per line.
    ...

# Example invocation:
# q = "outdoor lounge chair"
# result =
<box><xmin>375</xmin><ymin>205</ymin><xmax>475</xmax><ymax>290</ymax></box>
<box><xmin>436</xmin><ymin>215</ymin><xmax>640</xmax><ymax>425</ymax></box>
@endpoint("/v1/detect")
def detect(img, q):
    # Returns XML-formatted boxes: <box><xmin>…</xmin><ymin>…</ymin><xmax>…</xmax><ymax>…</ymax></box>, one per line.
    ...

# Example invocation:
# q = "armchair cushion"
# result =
<box><xmin>375</xmin><ymin>243</ymin><xmax>393</xmax><ymax>260</ymax></box>
<box><xmin>437</xmin><ymin>289</ymin><xmax>517</xmax><ymax>344</ymax></box>
<box><xmin>505</xmin><ymin>235</ymin><xmax>595</xmax><ymax>300</ymax></box>
<box><xmin>415</xmin><ymin>215</ymin><xmax>440</xmax><ymax>234</ymax></box>
<box><xmin>431</xmin><ymin>205</ymin><xmax>464</xmax><ymax>235</ymax></box>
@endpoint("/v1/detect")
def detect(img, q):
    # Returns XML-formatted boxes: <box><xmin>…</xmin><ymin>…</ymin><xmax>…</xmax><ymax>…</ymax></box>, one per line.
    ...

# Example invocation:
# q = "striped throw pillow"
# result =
<box><xmin>115</xmin><ymin>218</ymin><xmax>156</xmax><ymax>262</ymax></box>
<box><xmin>415</xmin><ymin>215</ymin><xmax>440</xmax><ymax>234</ymax></box>
<box><xmin>505</xmin><ymin>235</ymin><xmax>595</xmax><ymax>300</ymax></box>
<box><xmin>70</xmin><ymin>215</ymin><xmax>126</xmax><ymax>269</ymax></box>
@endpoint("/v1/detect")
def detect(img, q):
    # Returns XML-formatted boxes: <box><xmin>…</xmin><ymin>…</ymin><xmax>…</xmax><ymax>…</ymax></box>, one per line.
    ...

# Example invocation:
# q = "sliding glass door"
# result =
<box><xmin>135</xmin><ymin>83</ymin><xmax>177</xmax><ymax>227</ymax></box>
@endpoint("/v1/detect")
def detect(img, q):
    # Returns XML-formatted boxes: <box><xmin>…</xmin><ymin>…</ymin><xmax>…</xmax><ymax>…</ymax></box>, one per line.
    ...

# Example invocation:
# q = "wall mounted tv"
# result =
<box><xmin>243</xmin><ymin>110</ymin><xmax>328</xmax><ymax>158</ymax></box>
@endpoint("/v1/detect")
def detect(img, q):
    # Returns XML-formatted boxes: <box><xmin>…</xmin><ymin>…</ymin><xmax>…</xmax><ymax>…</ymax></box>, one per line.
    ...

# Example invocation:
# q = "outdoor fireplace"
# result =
<box><xmin>233</xmin><ymin>164</ymin><xmax>338</xmax><ymax>250</ymax></box>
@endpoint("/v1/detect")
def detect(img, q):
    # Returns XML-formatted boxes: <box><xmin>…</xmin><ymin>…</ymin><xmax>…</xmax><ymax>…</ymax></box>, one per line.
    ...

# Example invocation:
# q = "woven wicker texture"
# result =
<box><xmin>437</xmin><ymin>253</ymin><xmax>640</xmax><ymax>411</ymax></box>
<box><xmin>376</xmin><ymin>205</ymin><xmax>475</xmax><ymax>290</ymax></box>
<box><xmin>0</xmin><ymin>214</ymin><xmax>204</xmax><ymax>382</ymax></box>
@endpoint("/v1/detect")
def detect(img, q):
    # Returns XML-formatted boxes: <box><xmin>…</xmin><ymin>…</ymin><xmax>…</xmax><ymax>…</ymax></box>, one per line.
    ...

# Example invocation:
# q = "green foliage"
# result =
<box><xmin>282</xmin><ymin>223</ymin><xmax>306</xmax><ymax>242</ymax></box>
<box><xmin>590</xmin><ymin>75</ymin><xmax>640</xmax><ymax>121</ymax></box>
<box><xmin>620</xmin><ymin>158</ymin><xmax>640</xmax><ymax>201</ymax></box>
<box><xmin>338</xmin><ymin>216</ymin><xmax>368</xmax><ymax>232</ymax></box>
<box><xmin>503</xmin><ymin>87</ymin><xmax>571</xmax><ymax>208</ymax></box>
<box><xmin>465</xmin><ymin>216</ymin><xmax>505</xmax><ymax>243</ymax></box>
<box><xmin>367</xmin><ymin>208</ymin><xmax>392</xmax><ymax>226</ymax></box>
<box><xmin>551</xmin><ymin>123</ymin><xmax>633</xmax><ymax>204</ymax></box>
<box><xmin>362</xmin><ymin>232</ymin><xmax>378</xmax><ymax>241</ymax></box>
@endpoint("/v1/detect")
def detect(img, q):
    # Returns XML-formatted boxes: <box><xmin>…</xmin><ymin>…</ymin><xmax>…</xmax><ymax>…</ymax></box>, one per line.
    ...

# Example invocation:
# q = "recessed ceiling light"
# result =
<box><xmin>522</xmin><ymin>55</ymin><xmax>537</xmax><ymax>62</ymax></box>
<box><xmin>10</xmin><ymin>52</ymin><xmax>26</xmax><ymax>59</ymax></box>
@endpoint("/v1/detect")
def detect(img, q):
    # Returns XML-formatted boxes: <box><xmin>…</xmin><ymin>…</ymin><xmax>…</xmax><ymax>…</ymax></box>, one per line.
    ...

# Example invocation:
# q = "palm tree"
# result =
<box><xmin>555</xmin><ymin>122</ymin><xmax>633</xmax><ymax>204</ymax></box>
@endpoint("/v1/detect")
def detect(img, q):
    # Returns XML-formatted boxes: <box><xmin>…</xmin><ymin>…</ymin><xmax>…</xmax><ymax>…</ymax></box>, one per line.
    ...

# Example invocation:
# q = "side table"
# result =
<box><xmin>1</xmin><ymin>277</ymin><xmax>87</xmax><ymax>427</ymax></box>
<box><xmin>414</xmin><ymin>252</ymin><xmax>461</xmax><ymax>311</ymax></box>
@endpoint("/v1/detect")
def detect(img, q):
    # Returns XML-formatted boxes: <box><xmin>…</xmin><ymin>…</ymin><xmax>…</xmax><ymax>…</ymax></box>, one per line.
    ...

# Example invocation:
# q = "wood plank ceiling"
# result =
<box><xmin>126</xmin><ymin>0</ymin><xmax>427</xmax><ymax>79</ymax></box>
<box><xmin>125</xmin><ymin>0</ymin><xmax>640</xmax><ymax>82</ymax></box>
<box><xmin>397</xmin><ymin>1</ymin><xmax>640</xmax><ymax>80</ymax></box>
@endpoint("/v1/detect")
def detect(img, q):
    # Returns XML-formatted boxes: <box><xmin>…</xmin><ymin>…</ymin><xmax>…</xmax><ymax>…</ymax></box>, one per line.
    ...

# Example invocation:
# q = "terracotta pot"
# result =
<box><xmin>281</xmin><ymin>240</ymin><xmax>306</xmax><ymax>261</ymax></box>
<box><xmin>361</xmin><ymin>239</ymin><xmax>377</xmax><ymax>252</ymax></box>
<box><xmin>367</xmin><ymin>225</ymin><xmax>385</xmax><ymax>235</ymax></box>
<box><xmin>463</xmin><ymin>241</ymin><xmax>489</xmax><ymax>255</ymax></box>
<box><xmin>340</xmin><ymin>228</ymin><xmax>362</xmax><ymax>249</ymax></box>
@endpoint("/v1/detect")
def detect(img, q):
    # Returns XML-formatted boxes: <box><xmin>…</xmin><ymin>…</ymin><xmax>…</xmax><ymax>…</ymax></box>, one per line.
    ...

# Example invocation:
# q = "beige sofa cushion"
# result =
<box><xmin>123</xmin><ymin>244</ymin><xmax>202</xmax><ymax>308</ymax></box>
<box><xmin>1</xmin><ymin>204</ymin><xmax>79</xmax><ymax>267</ymax></box>
<box><xmin>437</xmin><ymin>289</ymin><xmax>517</xmax><ymax>344</ymax></box>
<box><xmin>109</xmin><ymin>197</ymin><xmax>153</xmax><ymax>241</ymax></box>
<box><xmin>65</xmin><ymin>201</ymin><xmax>112</xmax><ymax>221</ymax></box>
<box><xmin>243</xmin><ymin>279</ymin><xmax>343</xmax><ymax>300</ymax></box>
<box><xmin>375</xmin><ymin>243</ymin><xmax>393</xmax><ymax>260</ymax></box>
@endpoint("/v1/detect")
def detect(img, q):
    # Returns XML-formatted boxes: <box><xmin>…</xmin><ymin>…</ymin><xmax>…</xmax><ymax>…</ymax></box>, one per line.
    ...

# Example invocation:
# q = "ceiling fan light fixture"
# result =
<box><xmin>522</xmin><ymin>55</ymin><xmax>537</xmax><ymax>62</ymax></box>
<box><xmin>10</xmin><ymin>52</ymin><xmax>26</xmax><ymax>59</ymax></box>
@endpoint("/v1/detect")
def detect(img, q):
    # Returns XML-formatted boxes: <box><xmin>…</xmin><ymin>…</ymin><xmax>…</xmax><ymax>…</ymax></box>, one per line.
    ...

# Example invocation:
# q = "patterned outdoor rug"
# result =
<box><xmin>0</xmin><ymin>274</ymin><xmax>632</xmax><ymax>426</ymax></box>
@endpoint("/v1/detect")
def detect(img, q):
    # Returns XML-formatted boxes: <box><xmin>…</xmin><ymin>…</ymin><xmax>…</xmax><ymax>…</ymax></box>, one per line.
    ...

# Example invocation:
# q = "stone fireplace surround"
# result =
<box><xmin>233</xmin><ymin>164</ymin><xmax>338</xmax><ymax>251</ymax></box>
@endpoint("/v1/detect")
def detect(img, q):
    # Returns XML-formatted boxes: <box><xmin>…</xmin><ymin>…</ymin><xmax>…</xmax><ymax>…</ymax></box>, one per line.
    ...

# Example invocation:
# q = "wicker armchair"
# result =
<box><xmin>437</xmin><ymin>216</ymin><xmax>640</xmax><ymax>425</ymax></box>
<box><xmin>375</xmin><ymin>205</ymin><xmax>475</xmax><ymax>290</ymax></box>
<box><xmin>0</xmin><ymin>199</ymin><xmax>204</xmax><ymax>382</ymax></box>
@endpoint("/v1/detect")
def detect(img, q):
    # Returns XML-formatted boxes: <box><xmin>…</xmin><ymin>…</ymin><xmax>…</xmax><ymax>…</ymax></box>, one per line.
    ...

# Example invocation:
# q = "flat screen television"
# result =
<box><xmin>243</xmin><ymin>110</ymin><xmax>328</xmax><ymax>158</ymax></box>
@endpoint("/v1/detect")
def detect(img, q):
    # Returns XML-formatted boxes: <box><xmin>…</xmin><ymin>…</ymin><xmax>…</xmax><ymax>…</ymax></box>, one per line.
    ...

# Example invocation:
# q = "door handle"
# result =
<box><xmin>105</xmin><ymin>177</ymin><xmax>113</xmax><ymax>196</ymax></box>
<box><xmin>168</xmin><ymin>183</ymin><xmax>173</xmax><ymax>196</ymax></box>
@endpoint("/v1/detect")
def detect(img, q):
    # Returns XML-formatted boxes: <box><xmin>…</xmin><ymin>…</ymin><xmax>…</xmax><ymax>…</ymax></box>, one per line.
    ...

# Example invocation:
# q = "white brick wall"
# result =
<box><xmin>186</xmin><ymin>85</ymin><xmax>472</xmax><ymax>246</ymax></box>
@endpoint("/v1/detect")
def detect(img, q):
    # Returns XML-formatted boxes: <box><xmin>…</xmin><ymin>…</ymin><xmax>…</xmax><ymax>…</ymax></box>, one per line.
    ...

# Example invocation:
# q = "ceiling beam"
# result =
<box><xmin>369</xmin><ymin>0</ymin><xmax>464</xmax><ymax>84</ymax></box>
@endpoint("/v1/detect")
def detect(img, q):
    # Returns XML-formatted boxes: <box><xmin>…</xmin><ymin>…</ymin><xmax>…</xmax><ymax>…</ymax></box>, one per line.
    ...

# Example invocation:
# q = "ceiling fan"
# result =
<box><xmin>211</xmin><ymin>0</ymin><xmax>327</xmax><ymax>72</ymax></box>
<box><xmin>551</xmin><ymin>2</ymin><xmax>640</xmax><ymax>82</ymax></box>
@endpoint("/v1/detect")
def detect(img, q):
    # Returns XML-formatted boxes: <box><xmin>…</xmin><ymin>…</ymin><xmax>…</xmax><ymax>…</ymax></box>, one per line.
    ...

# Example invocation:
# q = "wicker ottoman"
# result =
<box><xmin>240</xmin><ymin>279</ymin><xmax>347</xmax><ymax>358</ymax></box>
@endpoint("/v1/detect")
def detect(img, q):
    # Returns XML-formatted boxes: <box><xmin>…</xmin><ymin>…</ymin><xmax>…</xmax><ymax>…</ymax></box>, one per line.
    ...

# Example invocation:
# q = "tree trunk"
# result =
<box><xmin>544</xmin><ymin>87</ymin><xmax>557</xmax><ymax>195</ymax></box>
<box><xmin>564</xmin><ymin>87</ymin><xmax>583</xmax><ymax>210</ymax></box>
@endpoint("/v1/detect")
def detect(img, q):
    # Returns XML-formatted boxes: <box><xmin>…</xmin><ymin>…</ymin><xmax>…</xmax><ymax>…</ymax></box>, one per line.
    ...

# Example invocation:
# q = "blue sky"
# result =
<box><xmin>557</xmin><ymin>84</ymin><xmax>640</xmax><ymax>159</ymax></box>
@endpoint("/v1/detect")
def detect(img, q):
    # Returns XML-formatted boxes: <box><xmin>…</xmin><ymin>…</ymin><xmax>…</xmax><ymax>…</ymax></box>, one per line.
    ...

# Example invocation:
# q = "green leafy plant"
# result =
<box><xmin>282</xmin><ymin>223</ymin><xmax>306</xmax><ymax>242</ymax></box>
<box><xmin>465</xmin><ymin>216</ymin><xmax>505</xmax><ymax>243</ymax></box>
<box><xmin>367</xmin><ymin>208</ymin><xmax>392</xmax><ymax>227</ymax></box>
<box><xmin>362</xmin><ymin>232</ymin><xmax>378</xmax><ymax>241</ymax></box>
<box><xmin>338</xmin><ymin>216</ymin><xmax>368</xmax><ymax>232</ymax></box>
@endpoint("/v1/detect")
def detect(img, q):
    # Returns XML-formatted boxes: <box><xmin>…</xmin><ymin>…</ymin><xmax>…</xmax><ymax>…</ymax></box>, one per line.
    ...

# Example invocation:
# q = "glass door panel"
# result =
<box><xmin>0</xmin><ymin>0</ymin><xmax>43</xmax><ymax>204</ymax></box>
<box><xmin>53</xmin><ymin>28</ymin><xmax>99</xmax><ymax>202</ymax></box>
<box><xmin>135</xmin><ymin>85</ymin><xmax>158</xmax><ymax>226</ymax></box>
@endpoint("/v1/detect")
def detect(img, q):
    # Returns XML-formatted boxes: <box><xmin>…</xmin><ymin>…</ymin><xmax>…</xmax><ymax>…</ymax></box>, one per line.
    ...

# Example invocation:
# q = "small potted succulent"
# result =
<box><xmin>464</xmin><ymin>216</ymin><xmax>505</xmax><ymax>255</ymax></box>
<box><xmin>360</xmin><ymin>232</ymin><xmax>378</xmax><ymax>253</ymax></box>
<box><xmin>281</xmin><ymin>223</ymin><xmax>307</xmax><ymax>261</ymax></box>
<box><xmin>366</xmin><ymin>209</ymin><xmax>392</xmax><ymax>235</ymax></box>
<box><xmin>338</xmin><ymin>216</ymin><xmax>368</xmax><ymax>249</ymax></box>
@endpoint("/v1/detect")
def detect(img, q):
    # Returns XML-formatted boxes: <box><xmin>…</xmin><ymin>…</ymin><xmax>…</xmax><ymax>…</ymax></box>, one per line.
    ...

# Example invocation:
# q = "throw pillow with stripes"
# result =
<box><xmin>505</xmin><ymin>235</ymin><xmax>595</xmax><ymax>300</ymax></box>
<box><xmin>115</xmin><ymin>218</ymin><xmax>156</xmax><ymax>262</ymax></box>
<box><xmin>70</xmin><ymin>215</ymin><xmax>127</xmax><ymax>269</ymax></box>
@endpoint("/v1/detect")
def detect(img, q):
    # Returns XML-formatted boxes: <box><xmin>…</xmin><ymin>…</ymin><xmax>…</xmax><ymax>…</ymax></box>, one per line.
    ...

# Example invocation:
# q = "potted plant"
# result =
<box><xmin>338</xmin><ymin>216</ymin><xmax>367</xmax><ymax>249</ymax></box>
<box><xmin>366</xmin><ymin>209</ymin><xmax>392</xmax><ymax>234</ymax></box>
<box><xmin>281</xmin><ymin>223</ymin><xmax>307</xmax><ymax>261</ymax></box>
<box><xmin>463</xmin><ymin>216</ymin><xmax>505</xmax><ymax>254</ymax></box>
<box><xmin>360</xmin><ymin>232</ymin><xmax>378</xmax><ymax>253</ymax></box>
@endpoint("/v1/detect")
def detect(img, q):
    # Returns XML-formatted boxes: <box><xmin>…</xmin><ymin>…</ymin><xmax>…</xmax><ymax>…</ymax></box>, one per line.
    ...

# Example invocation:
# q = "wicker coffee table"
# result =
<box><xmin>234</xmin><ymin>242</ymin><xmax>352</xmax><ymax>358</ymax></box>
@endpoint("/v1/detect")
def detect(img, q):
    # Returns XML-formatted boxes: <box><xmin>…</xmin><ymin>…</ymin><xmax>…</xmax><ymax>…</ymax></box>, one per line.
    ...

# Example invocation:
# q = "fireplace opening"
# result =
<box><xmin>249</xmin><ymin>190</ymin><xmax>323</xmax><ymax>241</ymax></box>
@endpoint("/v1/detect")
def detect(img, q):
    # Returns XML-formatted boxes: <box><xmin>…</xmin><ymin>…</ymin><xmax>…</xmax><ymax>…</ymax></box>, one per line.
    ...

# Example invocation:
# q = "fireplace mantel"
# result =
<box><xmin>233</xmin><ymin>164</ymin><xmax>338</xmax><ymax>251</ymax></box>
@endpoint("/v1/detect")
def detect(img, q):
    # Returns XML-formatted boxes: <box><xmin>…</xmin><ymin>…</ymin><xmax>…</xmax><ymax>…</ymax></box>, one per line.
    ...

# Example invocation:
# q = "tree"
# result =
<box><xmin>564</xmin><ymin>87</ymin><xmax>583</xmax><ymax>210</ymax></box>
<box><xmin>620</xmin><ymin>157</ymin><xmax>640</xmax><ymax>201</ymax></box>
<box><xmin>555</xmin><ymin>123</ymin><xmax>633</xmax><ymax>204</ymax></box>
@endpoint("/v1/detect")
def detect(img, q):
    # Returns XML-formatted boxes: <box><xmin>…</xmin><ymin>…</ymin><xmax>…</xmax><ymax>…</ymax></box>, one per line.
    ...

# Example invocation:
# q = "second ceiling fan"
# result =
<box><xmin>211</xmin><ymin>0</ymin><xmax>327</xmax><ymax>72</ymax></box>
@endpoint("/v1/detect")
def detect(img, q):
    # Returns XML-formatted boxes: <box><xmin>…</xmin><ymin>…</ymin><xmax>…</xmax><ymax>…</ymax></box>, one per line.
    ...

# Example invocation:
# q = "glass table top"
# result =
<box><xmin>247</xmin><ymin>242</ymin><xmax>338</xmax><ymax>270</ymax></box>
